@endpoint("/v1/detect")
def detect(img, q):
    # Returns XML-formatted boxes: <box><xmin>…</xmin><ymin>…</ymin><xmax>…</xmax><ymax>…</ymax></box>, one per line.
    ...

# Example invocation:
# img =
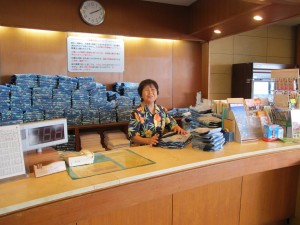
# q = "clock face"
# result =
<box><xmin>80</xmin><ymin>0</ymin><xmax>105</xmax><ymax>26</ymax></box>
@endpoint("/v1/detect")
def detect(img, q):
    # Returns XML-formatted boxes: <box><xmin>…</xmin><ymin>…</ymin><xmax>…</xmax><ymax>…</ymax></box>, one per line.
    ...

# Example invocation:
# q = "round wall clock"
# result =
<box><xmin>80</xmin><ymin>0</ymin><xmax>105</xmax><ymax>26</ymax></box>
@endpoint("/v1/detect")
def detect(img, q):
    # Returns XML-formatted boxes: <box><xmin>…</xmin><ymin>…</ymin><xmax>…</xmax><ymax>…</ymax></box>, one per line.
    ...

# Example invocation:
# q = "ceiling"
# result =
<box><xmin>143</xmin><ymin>0</ymin><xmax>300</xmax><ymax>26</ymax></box>
<box><xmin>142</xmin><ymin>0</ymin><xmax>197</xmax><ymax>6</ymax></box>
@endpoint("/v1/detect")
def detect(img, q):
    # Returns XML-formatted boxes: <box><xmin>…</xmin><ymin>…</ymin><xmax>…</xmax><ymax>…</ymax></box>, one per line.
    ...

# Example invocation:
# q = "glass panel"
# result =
<box><xmin>253</xmin><ymin>81</ymin><xmax>274</xmax><ymax>99</ymax></box>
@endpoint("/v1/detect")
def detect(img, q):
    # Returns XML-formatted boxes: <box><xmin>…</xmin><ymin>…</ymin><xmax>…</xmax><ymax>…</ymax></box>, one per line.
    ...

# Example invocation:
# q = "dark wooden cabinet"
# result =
<box><xmin>297</xmin><ymin>25</ymin><xmax>300</xmax><ymax>67</ymax></box>
<box><xmin>231</xmin><ymin>62</ymin><xmax>295</xmax><ymax>99</ymax></box>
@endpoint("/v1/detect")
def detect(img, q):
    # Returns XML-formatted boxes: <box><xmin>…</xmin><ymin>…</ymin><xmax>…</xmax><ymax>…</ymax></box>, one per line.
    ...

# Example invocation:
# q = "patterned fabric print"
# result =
<box><xmin>128</xmin><ymin>103</ymin><xmax>178</xmax><ymax>140</ymax></box>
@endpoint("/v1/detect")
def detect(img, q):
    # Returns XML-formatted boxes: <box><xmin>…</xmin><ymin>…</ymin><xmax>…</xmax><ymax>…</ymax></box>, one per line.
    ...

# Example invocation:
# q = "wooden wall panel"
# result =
<box><xmin>173</xmin><ymin>40</ymin><xmax>202</xmax><ymax>107</ymax></box>
<box><xmin>240</xmin><ymin>166</ymin><xmax>299</xmax><ymax>225</ymax></box>
<box><xmin>297</xmin><ymin>25</ymin><xmax>300</xmax><ymax>67</ymax></box>
<box><xmin>77</xmin><ymin>195</ymin><xmax>172</xmax><ymax>225</ymax></box>
<box><xmin>0</xmin><ymin>27</ymin><xmax>202</xmax><ymax>108</ymax></box>
<box><xmin>0</xmin><ymin>27</ymin><xmax>67</xmax><ymax>83</ymax></box>
<box><xmin>124</xmin><ymin>38</ymin><xmax>173</xmax><ymax>109</ymax></box>
<box><xmin>173</xmin><ymin>177</ymin><xmax>242</xmax><ymax>225</ymax></box>
<box><xmin>0</xmin><ymin>0</ymin><xmax>193</xmax><ymax>41</ymax></box>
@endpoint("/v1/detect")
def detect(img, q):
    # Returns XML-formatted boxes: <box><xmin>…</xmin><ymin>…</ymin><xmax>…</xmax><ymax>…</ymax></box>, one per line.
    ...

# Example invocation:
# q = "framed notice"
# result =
<box><xmin>67</xmin><ymin>36</ymin><xmax>124</xmax><ymax>73</ymax></box>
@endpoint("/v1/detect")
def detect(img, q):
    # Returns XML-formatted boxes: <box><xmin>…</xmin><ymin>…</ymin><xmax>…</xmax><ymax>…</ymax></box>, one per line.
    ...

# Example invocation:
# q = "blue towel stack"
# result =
<box><xmin>112</xmin><ymin>82</ymin><xmax>140</xmax><ymax>106</ymax></box>
<box><xmin>123</xmin><ymin>87</ymin><xmax>140</xmax><ymax>106</ymax></box>
<box><xmin>38</xmin><ymin>74</ymin><xmax>58</xmax><ymax>88</ymax></box>
<box><xmin>191</xmin><ymin>127</ymin><xmax>226</xmax><ymax>151</ymax></box>
<box><xmin>44</xmin><ymin>109</ymin><xmax>65</xmax><ymax>120</ymax></box>
<box><xmin>90</xmin><ymin>83</ymin><xmax>107</xmax><ymax>109</ymax></box>
<box><xmin>116</xmin><ymin>96</ymin><xmax>132</xmax><ymax>122</ymax></box>
<box><xmin>23</xmin><ymin>107</ymin><xmax>44</xmax><ymax>123</ymax></box>
<box><xmin>11</xmin><ymin>74</ymin><xmax>38</xmax><ymax>89</ymax></box>
<box><xmin>0</xmin><ymin>108</ymin><xmax>23</xmax><ymax>126</ymax></box>
<box><xmin>32</xmin><ymin>87</ymin><xmax>53</xmax><ymax>110</ymax></box>
<box><xmin>77</xmin><ymin>76</ymin><xmax>96</xmax><ymax>91</ymax></box>
<box><xmin>106</xmin><ymin>91</ymin><xmax>120</xmax><ymax>101</ymax></box>
<box><xmin>65</xmin><ymin>108</ymin><xmax>82</xmax><ymax>125</ymax></box>
<box><xmin>52</xmin><ymin>88</ymin><xmax>72</xmax><ymax>110</ymax></box>
<box><xmin>168</xmin><ymin>108</ymin><xmax>190</xmax><ymax>117</ymax></box>
<box><xmin>158</xmin><ymin>132</ymin><xmax>192</xmax><ymax>149</ymax></box>
<box><xmin>189</xmin><ymin>107</ymin><xmax>213</xmax><ymax>129</ymax></box>
<box><xmin>82</xmin><ymin>109</ymin><xmax>100</xmax><ymax>125</ymax></box>
<box><xmin>9</xmin><ymin>85</ymin><xmax>32</xmax><ymax>110</ymax></box>
<box><xmin>112</xmin><ymin>82</ymin><xmax>123</xmax><ymax>93</ymax></box>
<box><xmin>57</xmin><ymin>75</ymin><xmax>78</xmax><ymax>90</ymax></box>
<box><xmin>72</xmin><ymin>89</ymin><xmax>89</xmax><ymax>110</ymax></box>
<box><xmin>0</xmin><ymin>85</ymin><xmax>10</xmax><ymax>111</ymax></box>
<box><xmin>54</xmin><ymin>134</ymin><xmax>76</xmax><ymax>151</ymax></box>
<box><xmin>99</xmin><ymin>101</ymin><xmax>117</xmax><ymax>124</ymax></box>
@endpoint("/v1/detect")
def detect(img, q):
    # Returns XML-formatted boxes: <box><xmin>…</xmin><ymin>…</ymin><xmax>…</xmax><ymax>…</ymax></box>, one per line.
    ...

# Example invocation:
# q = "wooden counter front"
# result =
<box><xmin>1</xmin><ymin>141</ymin><xmax>300</xmax><ymax>225</ymax></box>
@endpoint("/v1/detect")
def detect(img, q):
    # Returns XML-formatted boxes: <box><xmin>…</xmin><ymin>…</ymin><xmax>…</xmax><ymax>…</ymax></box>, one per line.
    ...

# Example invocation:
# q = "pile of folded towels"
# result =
<box><xmin>190</xmin><ymin>127</ymin><xmax>226</xmax><ymax>151</ymax></box>
<box><xmin>103</xmin><ymin>130</ymin><xmax>130</xmax><ymax>150</ymax></box>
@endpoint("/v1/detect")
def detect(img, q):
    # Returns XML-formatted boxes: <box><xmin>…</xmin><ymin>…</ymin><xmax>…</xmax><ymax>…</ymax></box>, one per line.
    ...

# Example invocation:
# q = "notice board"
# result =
<box><xmin>67</xmin><ymin>36</ymin><xmax>124</xmax><ymax>73</ymax></box>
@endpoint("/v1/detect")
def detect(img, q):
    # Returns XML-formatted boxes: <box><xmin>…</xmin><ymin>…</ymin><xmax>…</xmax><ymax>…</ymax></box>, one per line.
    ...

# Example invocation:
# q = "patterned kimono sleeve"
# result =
<box><xmin>128</xmin><ymin>109</ymin><xmax>141</xmax><ymax>139</ymax></box>
<box><xmin>162</xmin><ymin>106</ymin><xmax>178</xmax><ymax>131</ymax></box>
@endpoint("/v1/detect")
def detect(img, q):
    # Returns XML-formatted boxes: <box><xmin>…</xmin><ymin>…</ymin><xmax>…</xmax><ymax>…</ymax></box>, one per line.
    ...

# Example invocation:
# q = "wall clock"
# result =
<box><xmin>80</xmin><ymin>0</ymin><xmax>105</xmax><ymax>26</ymax></box>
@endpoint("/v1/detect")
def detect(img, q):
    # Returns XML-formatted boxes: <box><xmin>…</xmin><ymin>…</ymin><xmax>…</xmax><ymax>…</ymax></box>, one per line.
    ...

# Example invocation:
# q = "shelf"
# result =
<box><xmin>67</xmin><ymin>118</ymin><xmax>182</xmax><ymax>151</ymax></box>
<box><xmin>68</xmin><ymin>122</ymin><xmax>129</xmax><ymax>130</ymax></box>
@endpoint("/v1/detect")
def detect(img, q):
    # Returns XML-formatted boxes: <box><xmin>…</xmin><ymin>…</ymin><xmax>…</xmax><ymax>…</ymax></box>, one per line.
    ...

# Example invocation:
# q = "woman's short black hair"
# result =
<box><xmin>138</xmin><ymin>79</ymin><xmax>159</xmax><ymax>97</ymax></box>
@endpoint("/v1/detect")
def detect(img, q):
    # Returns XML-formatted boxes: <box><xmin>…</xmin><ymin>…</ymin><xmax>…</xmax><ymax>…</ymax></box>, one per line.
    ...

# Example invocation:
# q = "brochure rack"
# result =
<box><xmin>223</xmin><ymin>98</ymin><xmax>260</xmax><ymax>143</ymax></box>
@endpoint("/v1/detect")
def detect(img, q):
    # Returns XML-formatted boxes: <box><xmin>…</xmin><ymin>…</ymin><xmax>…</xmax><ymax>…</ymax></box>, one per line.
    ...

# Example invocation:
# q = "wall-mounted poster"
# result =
<box><xmin>67</xmin><ymin>36</ymin><xmax>124</xmax><ymax>73</ymax></box>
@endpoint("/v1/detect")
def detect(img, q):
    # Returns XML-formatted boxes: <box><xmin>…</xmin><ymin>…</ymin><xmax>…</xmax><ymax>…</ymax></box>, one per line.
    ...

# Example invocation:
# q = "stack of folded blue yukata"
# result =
<box><xmin>54</xmin><ymin>134</ymin><xmax>76</xmax><ymax>151</ymax></box>
<box><xmin>52</xmin><ymin>88</ymin><xmax>72</xmax><ymax>110</ymax></box>
<box><xmin>23</xmin><ymin>107</ymin><xmax>44</xmax><ymax>123</ymax></box>
<box><xmin>0</xmin><ymin>85</ymin><xmax>11</xmax><ymax>112</ymax></box>
<box><xmin>99</xmin><ymin>101</ymin><xmax>117</xmax><ymax>123</ymax></box>
<box><xmin>9</xmin><ymin>85</ymin><xmax>32</xmax><ymax>111</ymax></box>
<box><xmin>57</xmin><ymin>75</ymin><xmax>78</xmax><ymax>90</ymax></box>
<box><xmin>72</xmin><ymin>89</ymin><xmax>89</xmax><ymax>110</ymax></box>
<box><xmin>32</xmin><ymin>87</ymin><xmax>53</xmax><ymax>110</ymax></box>
<box><xmin>158</xmin><ymin>132</ymin><xmax>192</xmax><ymax>149</ymax></box>
<box><xmin>11</xmin><ymin>74</ymin><xmax>38</xmax><ymax>89</ymax></box>
<box><xmin>64</xmin><ymin>108</ymin><xmax>82</xmax><ymax>125</ymax></box>
<box><xmin>90</xmin><ymin>83</ymin><xmax>107</xmax><ymax>109</ymax></box>
<box><xmin>44</xmin><ymin>109</ymin><xmax>65</xmax><ymax>120</ymax></box>
<box><xmin>197</xmin><ymin>114</ymin><xmax>222</xmax><ymax>128</ymax></box>
<box><xmin>191</xmin><ymin>127</ymin><xmax>226</xmax><ymax>151</ymax></box>
<box><xmin>82</xmin><ymin>109</ymin><xmax>99</xmax><ymax>125</ymax></box>
<box><xmin>0</xmin><ymin>108</ymin><xmax>24</xmax><ymax>126</ymax></box>
<box><xmin>77</xmin><ymin>76</ymin><xmax>96</xmax><ymax>91</ymax></box>
<box><xmin>115</xmin><ymin>96</ymin><xmax>132</xmax><ymax>122</ymax></box>
<box><xmin>38</xmin><ymin>75</ymin><xmax>58</xmax><ymax>89</ymax></box>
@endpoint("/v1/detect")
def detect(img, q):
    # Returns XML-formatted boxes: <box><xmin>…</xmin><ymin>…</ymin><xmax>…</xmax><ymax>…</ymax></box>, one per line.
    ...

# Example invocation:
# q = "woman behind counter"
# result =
<box><xmin>128</xmin><ymin>79</ymin><xmax>187</xmax><ymax>146</ymax></box>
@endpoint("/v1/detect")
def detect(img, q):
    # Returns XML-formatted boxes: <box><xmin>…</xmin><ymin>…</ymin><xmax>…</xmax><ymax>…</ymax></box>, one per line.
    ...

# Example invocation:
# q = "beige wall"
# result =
<box><xmin>208</xmin><ymin>25</ymin><xmax>296</xmax><ymax>100</ymax></box>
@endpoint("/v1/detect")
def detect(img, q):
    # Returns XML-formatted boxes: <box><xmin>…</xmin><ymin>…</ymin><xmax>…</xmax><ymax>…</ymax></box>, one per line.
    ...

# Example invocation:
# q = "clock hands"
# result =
<box><xmin>90</xmin><ymin>9</ymin><xmax>100</xmax><ymax>14</ymax></box>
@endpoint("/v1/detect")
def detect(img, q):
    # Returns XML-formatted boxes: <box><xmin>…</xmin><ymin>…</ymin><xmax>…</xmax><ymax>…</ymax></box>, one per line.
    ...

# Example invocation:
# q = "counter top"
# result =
<box><xmin>1</xmin><ymin>140</ymin><xmax>300</xmax><ymax>216</ymax></box>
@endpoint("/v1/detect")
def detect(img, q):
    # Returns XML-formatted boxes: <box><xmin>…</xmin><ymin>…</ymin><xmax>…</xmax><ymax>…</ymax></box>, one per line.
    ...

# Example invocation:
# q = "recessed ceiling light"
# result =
<box><xmin>253</xmin><ymin>15</ymin><xmax>263</xmax><ymax>21</ymax></box>
<box><xmin>214</xmin><ymin>29</ymin><xmax>221</xmax><ymax>34</ymax></box>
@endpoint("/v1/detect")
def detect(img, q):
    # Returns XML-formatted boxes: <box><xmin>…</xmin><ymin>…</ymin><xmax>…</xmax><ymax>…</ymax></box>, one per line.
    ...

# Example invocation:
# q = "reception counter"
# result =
<box><xmin>1</xmin><ymin>141</ymin><xmax>300</xmax><ymax>225</ymax></box>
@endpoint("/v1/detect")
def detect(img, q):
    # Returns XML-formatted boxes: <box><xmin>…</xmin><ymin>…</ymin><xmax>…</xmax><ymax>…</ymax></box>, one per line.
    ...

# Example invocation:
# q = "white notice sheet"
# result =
<box><xmin>0</xmin><ymin>125</ymin><xmax>26</xmax><ymax>180</ymax></box>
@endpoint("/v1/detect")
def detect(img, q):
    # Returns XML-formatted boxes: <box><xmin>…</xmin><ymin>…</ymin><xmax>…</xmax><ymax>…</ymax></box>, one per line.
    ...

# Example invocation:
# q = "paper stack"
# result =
<box><xmin>103</xmin><ymin>130</ymin><xmax>130</xmax><ymax>150</ymax></box>
<box><xmin>80</xmin><ymin>132</ymin><xmax>105</xmax><ymax>152</ymax></box>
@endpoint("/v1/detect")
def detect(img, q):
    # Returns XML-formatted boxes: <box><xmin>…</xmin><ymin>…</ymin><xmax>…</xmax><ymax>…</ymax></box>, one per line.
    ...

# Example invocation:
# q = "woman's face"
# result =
<box><xmin>142</xmin><ymin>84</ymin><xmax>158</xmax><ymax>104</ymax></box>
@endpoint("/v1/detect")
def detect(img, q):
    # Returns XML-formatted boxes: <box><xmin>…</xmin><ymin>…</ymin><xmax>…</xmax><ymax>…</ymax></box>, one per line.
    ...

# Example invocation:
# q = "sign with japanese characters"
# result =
<box><xmin>67</xmin><ymin>36</ymin><xmax>124</xmax><ymax>72</ymax></box>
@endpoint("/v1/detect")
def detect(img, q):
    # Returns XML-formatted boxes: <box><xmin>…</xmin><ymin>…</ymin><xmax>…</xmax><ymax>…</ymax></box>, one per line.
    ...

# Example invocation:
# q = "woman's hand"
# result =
<box><xmin>149</xmin><ymin>134</ymin><xmax>160</xmax><ymax>146</ymax></box>
<box><xmin>173</xmin><ymin>126</ymin><xmax>187</xmax><ymax>135</ymax></box>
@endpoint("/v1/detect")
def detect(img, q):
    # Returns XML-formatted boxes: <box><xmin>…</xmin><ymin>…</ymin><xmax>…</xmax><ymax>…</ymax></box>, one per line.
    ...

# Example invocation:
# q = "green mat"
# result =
<box><xmin>66</xmin><ymin>149</ymin><xmax>155</xmax><ymax>179</ymax></box>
